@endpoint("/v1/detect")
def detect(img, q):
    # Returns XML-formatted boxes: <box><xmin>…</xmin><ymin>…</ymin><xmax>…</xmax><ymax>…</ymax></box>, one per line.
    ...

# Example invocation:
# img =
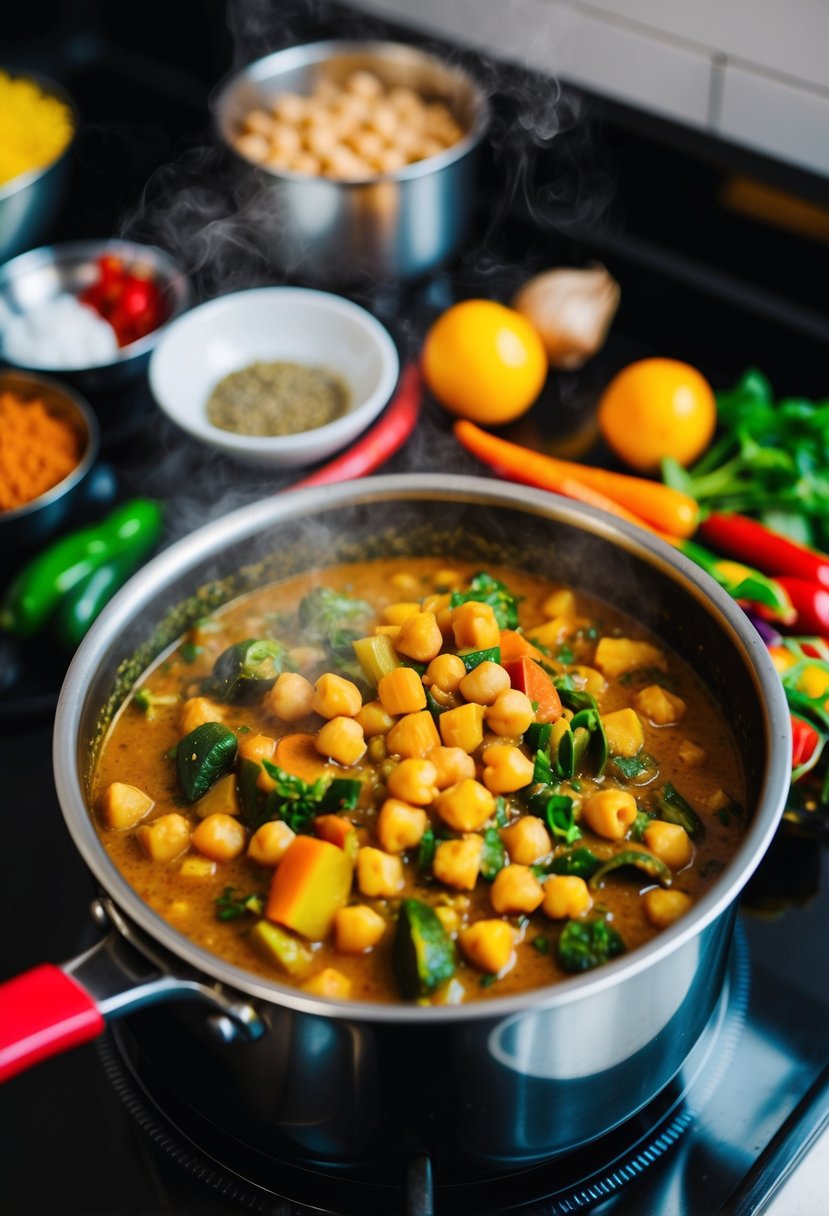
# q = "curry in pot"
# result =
<box><xmin>93</xmin><ymin>559</ymin><xmax>746</xmax><ymax>1004</ymax></box>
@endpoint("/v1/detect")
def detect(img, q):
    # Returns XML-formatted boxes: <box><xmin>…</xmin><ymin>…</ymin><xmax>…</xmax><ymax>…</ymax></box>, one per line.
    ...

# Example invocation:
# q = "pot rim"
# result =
<box><xmin>53</xmin><ymin>474</ymin><xmax>791</xmax><ymax>1023</ymax></box>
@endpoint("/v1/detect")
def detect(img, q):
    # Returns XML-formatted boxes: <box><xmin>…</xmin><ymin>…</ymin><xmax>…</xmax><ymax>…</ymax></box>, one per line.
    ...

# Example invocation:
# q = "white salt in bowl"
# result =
<box><xmin>148</xmin><ymin>286</ymin><xmax>399</xmax><ymax>468</ymax></box>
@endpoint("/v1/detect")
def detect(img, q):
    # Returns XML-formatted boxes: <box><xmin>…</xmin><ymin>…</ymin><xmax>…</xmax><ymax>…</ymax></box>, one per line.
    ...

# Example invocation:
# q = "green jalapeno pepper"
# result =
<box><xmin>0</xmin><ymin>498</ymin><xmax>163</xmax><ymax>638</ymax></box>
<box><xmin>53</xmin><ymin>550</ymin><xmax>142</xmax><ymax>651</ymax></box>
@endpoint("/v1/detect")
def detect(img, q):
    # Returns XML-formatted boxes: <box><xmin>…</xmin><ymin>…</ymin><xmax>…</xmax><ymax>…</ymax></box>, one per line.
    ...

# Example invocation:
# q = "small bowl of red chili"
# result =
<box><xmin>0</xmin><ymin>239</ymin><xmax>191</xmax><ymax>413</ymax></box>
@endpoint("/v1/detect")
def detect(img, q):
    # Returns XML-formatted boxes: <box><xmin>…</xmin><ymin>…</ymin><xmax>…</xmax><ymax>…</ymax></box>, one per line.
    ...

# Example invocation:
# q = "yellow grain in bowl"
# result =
<box><xmin>0</xmin><ymin>71</ymin><xmax>74</xmax><ymax>188</ymax></box>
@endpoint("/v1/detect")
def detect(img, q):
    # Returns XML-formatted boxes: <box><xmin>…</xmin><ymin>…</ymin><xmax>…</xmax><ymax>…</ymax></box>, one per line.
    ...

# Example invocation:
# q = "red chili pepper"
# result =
<box><xmin>775</xmin><ymin>578</ymin><xmax>829</xmax><ymax>636</ymax></box>
<box><xmin>289</xmin><ymin>363</ymin><xmax>421</xmax><ymax>490</ymax></box>
<box><xmin>699</xmin><ymin>513</ymin><xmax>829</xmax><ymax>587</ymax></box>
<box><xmin>791</xmin><ymin>713</ymin><xmax>821</xmax><ymax>771</ymax></box>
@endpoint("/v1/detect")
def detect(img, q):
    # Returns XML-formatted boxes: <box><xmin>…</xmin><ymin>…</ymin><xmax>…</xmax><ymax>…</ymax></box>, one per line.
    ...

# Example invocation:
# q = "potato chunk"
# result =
<box><xmin>593</xmin><ymin>637</ymin><xmax>666</xmax><ymax>679</ymax></box>
<box><xmin>101</xmin><ymin>782</ymin><xmax>154</xmax><ymax>830</ymax></box>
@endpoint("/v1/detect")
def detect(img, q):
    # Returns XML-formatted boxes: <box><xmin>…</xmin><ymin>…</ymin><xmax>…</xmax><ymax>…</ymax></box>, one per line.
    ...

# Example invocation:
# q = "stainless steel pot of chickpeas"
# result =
<box><xmin>23</xmin><ymin>475</ymin><xmax>790</xmax><ymax>1174</ymax></box>
<box><xmin>211</xmin><ymin>41</ymin><xmax>490</xmax><ymax>285</ymax></box>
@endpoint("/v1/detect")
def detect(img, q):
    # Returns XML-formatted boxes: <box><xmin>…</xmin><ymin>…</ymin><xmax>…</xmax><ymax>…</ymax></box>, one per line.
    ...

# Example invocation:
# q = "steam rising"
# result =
<box><xmin>112</xmin><ymin>0</ymin><xmax>612</xmax><ymax>542</ymax></box>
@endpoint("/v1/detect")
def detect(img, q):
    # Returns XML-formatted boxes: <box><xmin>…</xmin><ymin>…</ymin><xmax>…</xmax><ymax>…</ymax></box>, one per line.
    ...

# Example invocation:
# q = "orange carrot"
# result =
<box><xmin>265</xmin><ymin>835</ymin><xmax>354</xmax><ymax>940</ymax></box>
<box><xmin>273</xmin><ymin>733</ymin><xmax>329</xmax><ymax>783</ymax></box>
<box><xmin>454</xmin><ymin>419</ymin><xmax>698</xmax><ymax>539</ymax></box>
<box><xmin>499</xmin><ymin>629</ymin><xmax>544</xmax><ymax>663</ymax></box>
<box><xmin>314</xmin><ymin>813</ymin><xmax>358</xmax><ymax>856</ymax></box>
<box><xmin>502</xmin><ymin>657</ymin><xmax>562</xmax><ymax>723</ymax></box>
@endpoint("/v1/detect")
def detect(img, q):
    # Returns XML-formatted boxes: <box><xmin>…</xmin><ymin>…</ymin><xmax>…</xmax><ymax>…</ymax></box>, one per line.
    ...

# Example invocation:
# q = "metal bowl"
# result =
<box><xmin>0</xmin><ymin>239</ymin><xmax>191</xmax><ymax>405</ymax></box>
<box><xmin>0</xmin><ymin>74</ymin><xmax>77</xmax><ymax>265</ymax></box>
<box><xmin>212</xmin><ymin>40</ymin><xmax>490</xmax><ymax>285</ymax></box>
<box><xmin>0</xmin><ymin>369</ymin><xmax>99</xmax><ymax>553</ymax></box>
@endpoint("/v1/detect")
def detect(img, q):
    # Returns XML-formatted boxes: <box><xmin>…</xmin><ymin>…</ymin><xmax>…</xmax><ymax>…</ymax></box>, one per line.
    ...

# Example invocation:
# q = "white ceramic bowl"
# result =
<box><xmin>148</xmin><ymin>287</ymin><xmax>399</xmax><ymax>468</ymax></box>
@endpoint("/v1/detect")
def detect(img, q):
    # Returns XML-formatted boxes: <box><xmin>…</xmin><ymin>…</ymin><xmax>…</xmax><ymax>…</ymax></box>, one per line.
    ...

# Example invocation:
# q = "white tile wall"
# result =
<box><xmin>346</xmin><ymin>0</ymin><xmax>829</xmax><ymax>176</ymax></box>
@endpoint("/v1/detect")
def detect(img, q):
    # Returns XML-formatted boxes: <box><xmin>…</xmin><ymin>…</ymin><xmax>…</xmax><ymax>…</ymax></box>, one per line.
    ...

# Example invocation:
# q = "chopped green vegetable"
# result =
<box><xmin>250</xmin><ymin>920</ymin><xmax>312</xmax><ymax>977</ymax></box>
<box><xmin>532</xmin><ymin>935</ymin><xmax>550</xmax><ymax>953</ymax></box>
<box><xmin>629</xmin><ymin>810</ymin><xmax>655</xmax><ymax>842</ymax></box>
<box><xmin>214</xmin><ymin>887</ymin><xmax>265</xmax><ymax>921</ymax></box>
<box><xmin>525</xmin><ymin>722</ymin><xmax>553</xmax><ymax>753</ymax></box>
<box><xmin>176</xmin><ymin>722</ymin><xmax>238</xmax><ymax>803</ymax></box>
<box><xmin>417</xmin><ymin>827</ymin><xmax>437</xmax><ymax>874</ymax></box>
<box><xmin>539</xmin><ymin>846</ymin><xmax>601</xmax><ymax>879</ymax></box>
<box><xmin>459</xmin><ymin>646</ymin><xmax>501</xmax><ymax>671</ymax></box>
<box><xmin>450</xmin><ymin>571</ymin><xmax>519</xmax><ymax>629</ymax></box>
<box><xmin>545</xmin><ymin>794</ymin><xmax>582</xmax><ymax>846</ymax></box>
<box><xmin>558</xmin><ymin>918</ymin><xmax>626</xmax><ymax>973</ymax></box>
<box><xmin>494</xmin><ymin>796</ymin><xmax>509</xmax><ymax>828</ymax></box>
<box><xmin>588</xmin><ymin>849</ymin><xmax>672</xmax><ymax>889</ymax></box>
<box><xmin>609</xmin><ymin>753</ymin><xmax>658</xmax><ymax>783</ymax></box>
<box><xmin>480</xmin><ymin>827</ymin><xmax>507</xmax><ymax>880</ymax></box>
<box><xmin>298</xmin><ymin>586</ymin><xmax>372</xmax><ymax>643</ymax></box>
<box><xmin>259</xmin><ymin>762</ymin><xmax>337</xmax><ymax>832</ymax></box>
<box><xmin>134</xmin><ymin>687</ymin><xmax>179</xmax><ymax>719</ymax></box>
<box><xmin>394</xmin><ymin>899</ymin><xmax>456</xmax><ymax>999</ymax></box>
<box><xmin>353</xmin><ymin>633</ymin><xmax>401</xmax><ymax>686</ymax></box>
<box><xmin>179</xmin><ymin>641</ymin><xmax>204</xmax><ymax>664</ymax></box>
<box><xmin>652</xmin><ymin>782</ymin><xmax>706</xmax><ymax>840</ymax></box>
<box><xmin>208</xmin><ymin>638</ymin><xmax>291</xmax><ymax>703</ymax></box>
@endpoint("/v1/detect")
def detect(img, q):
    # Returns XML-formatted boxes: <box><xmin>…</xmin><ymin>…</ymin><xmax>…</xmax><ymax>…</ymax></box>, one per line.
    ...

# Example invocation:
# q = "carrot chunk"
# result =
<box><xmin>265</xmin><ymin>835</ymin><xmax>354</xmax><ymax>940</ymax></box>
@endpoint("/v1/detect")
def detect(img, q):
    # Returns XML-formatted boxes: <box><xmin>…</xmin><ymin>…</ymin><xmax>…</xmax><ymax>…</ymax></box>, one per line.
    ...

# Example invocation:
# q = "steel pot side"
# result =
<box><xmin>50</xmin><ymin>475</ymin><xmax>791</xmax><ymax>1165</ymax></box>
<box><xmin>210</xmin><ymin>41</ymin><xmax>491</xmax><ymax>285</ymax></box>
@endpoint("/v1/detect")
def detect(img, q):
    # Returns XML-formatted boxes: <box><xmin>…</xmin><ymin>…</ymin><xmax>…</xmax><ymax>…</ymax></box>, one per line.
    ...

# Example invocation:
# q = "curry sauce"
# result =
<box><xmin>92</xmin><ymin>558</ymin><xmax>746</xmax><ymax>1004</ymax></box>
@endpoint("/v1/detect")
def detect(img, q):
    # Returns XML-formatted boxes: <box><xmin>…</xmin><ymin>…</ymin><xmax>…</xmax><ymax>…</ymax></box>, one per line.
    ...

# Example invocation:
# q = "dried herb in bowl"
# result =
<box><xmin>206</xmin><ymin>361</ymin><xmax>351</xmax><ymax>437</ymax></box>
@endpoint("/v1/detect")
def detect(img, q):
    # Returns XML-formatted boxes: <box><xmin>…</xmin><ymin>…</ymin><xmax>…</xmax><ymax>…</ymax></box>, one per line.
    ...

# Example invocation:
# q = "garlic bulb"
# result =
<box><xmin>512</xmin><ymin>265</ymin><xmax>621</xmax><ymax>370</ymax></box>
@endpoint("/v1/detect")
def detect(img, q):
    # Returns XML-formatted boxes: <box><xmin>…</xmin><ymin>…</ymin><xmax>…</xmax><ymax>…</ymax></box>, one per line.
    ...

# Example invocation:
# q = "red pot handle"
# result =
<box><xmin>0</xmin><ymin>964</ymin><xmax>104</xmax><ymax>1083</ymax></box>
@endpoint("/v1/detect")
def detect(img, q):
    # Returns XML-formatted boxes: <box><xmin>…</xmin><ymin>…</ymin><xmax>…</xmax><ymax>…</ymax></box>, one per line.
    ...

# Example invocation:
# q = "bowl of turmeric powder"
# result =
<box><xmin>0</xmin><ymin>70</ymin><xmax>76</xmax><ymax>265</ymax></box>
<box><xmin>0</xmin><ymin>371</ymin><xmax>99</xmax><ymax>552</ymax></box>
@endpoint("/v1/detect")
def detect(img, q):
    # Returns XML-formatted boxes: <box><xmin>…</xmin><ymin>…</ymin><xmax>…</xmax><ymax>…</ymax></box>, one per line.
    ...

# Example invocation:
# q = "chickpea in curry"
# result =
<box><xmin>93</xmin><ymin>559</ymin><xmax>746</xmax><ymax>1004</ymax></box>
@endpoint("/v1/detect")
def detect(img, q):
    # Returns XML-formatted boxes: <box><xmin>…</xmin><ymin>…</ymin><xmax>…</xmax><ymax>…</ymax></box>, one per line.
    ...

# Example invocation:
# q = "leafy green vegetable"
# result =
<box><xmin>450</xmin><ymin>572</ymin><xmax>519</xmax><ymax>629</ymax></box>
<box><xmin>545</xmin><ymin>794</ymin><xmax>582</xmax><ymax>845</ymax></box>
<box><xmin>494</xmin><ymin>797</ymin><xmax>509</xmax><ymax>828</ymax></box>
<box><xmin>609</xmin><ymin>753</ymin><xmax>658</xmax><ymax>782</ymax></box>
<box><xmin>459</xmin><ymin>646</ymin><xmax>501</xmax><ymax>671</ymax></box>
<box><xmin>662</xmin><ymin>368</ymin><xmax>829</xmax><ymax>546</ymax></box>
<box><xmin>538</xmin><ymin>846</ymin><xmax>601</xmax><ymax>879</ymax></box>
<box><xmin>525</xmin><ymin>722</ymin><xmax>553</xmax><ymax>753</ymax></box>
<box><xmin>629</xmin><ymin>810</ymin><xmax>654</xmax><ymax>842</ymax></box>
<box><xmin>480</xmin><ymin>828</ymin><xmax>507</xmax><ymax>880</ymax></box>
<box><xmin>257</xmin><ymin>762</ymin><xmax>340</xmax><ymax>832</ymax></box>
<box><xmin>558</xmin><ymin>918</ymin><xmax>626</xmax><ymax>973</ymax></box>
<box><xmin>214</xmin><ymin>887</ymin><xmax>264</xmax><ymax>921</ymax></box>
<box><xmin>298</xmin><ymin>586</ymin><xmax>373</xmax><ymax>643</ymax></box>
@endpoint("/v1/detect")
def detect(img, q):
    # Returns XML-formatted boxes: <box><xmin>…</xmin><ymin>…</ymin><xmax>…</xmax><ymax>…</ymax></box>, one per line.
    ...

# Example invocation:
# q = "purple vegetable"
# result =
<box><xmin>742</xmin><ymin>608</ymin><xmax>781</xmax><ymax>648</ymax></box>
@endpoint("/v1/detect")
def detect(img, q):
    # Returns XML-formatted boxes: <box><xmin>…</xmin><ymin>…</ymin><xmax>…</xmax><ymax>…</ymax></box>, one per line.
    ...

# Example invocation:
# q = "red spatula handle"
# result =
<box><xmin>0</xmin><ymin>963</ymin><xmax>104</xmax><ymax>1083</ymax></box>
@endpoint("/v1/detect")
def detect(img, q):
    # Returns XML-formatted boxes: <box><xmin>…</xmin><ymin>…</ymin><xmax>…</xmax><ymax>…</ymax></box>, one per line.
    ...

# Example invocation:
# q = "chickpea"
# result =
<box><xmin>386</xmin><ymin>758</ymin><xmax>439</xmax><ymax>806</ymax></box>
<box><xmin>266</xmin><ymin>672</ymin><xmax>314</xmax><ymax>722</ymax></box>
<box><xmin>378</xmin><ymin>667</ymin><xmax>427</xmax><ymax>716</ymax></box>
<box><xmin>435</xmin><ymin>778</ymin><xmax>494</xmax><ymax>832</ymax></box>
<box><xmin>101</xmin><ymin>782</ymin><xmax>154</xmax><ymax>830</ymax></box>
<box><xmin>242</xmin><ymin>108</ymin><xmax>275</xmax><ymax>137</ymax></box>
<box><xmin>271</xmin><ymin>92</ymin><xmax>307</xmax><ymax>123</ymax></box>
<box><xmin>394</xmin><ymin>611</ymin><xmax>443</xmax><ymax>663</ymax></box>
<box><xmin>357</xmin><ymin>846</ymin><xmax>405</xmax><ymax>898</ymax></box>
<box><xmin>315</xmin><ymin>717</ymin><xmax>366</xmax><ymax>767</ymax></box>
<box><xmin>452</xmin><ymin>601</ymin><xmax>500</xmax><ymax>651</ymax></box>
<box><xmin>235</xmin><ymin>132</ymin><xmax>270</xmax><ymax>163</ymax></box>
<box><xmin>346</xmin><ymin>70</ymin><xmax>384</xmax><ymax>99</ymax></box>
<box><xmin>191</xmin><ymin>813</ymin><xmax>247</xmax><ymax>864</ymax></box>
<box><xmin>426</xmin><ymin>746</ymin><xmax>476</xmax><ymax>789</ymax></box>
<box><xmin>248</xmin><ymin>820</ymin><xmax>296</xmax><ymax>866</ymax></box>
<box><xmin>485</xmin><ymin>689</ymin><xmax>534</xmax><ymax>737</ymax></box>
<box><xmin>482</xmin><ymin>743</ymin><xmax>535</xmax><ymax>794</ymax></box>
<box><xmin>377</xmin><ymin>798</ymin><xmax>428</xmax><ymax>853</ymax></box>
<box><xmin>389</xmin><ymin>571</ymin><xmax>422</xmax><ymax>595</ymax></box>
<box><xmin>302</xmin><ymin>968</ymin><xmax>352</xmax><ymax>999</ymax></box>
<box><xmin>355</xmin><ymin>699</ymin><xmax>396</xmax><ymax>737</ymax></box>
<box><xmin>582</xmin><ymin>789</ymin><xmax>638</xmax><ymax>840</ymax></box>
<box><xmin>643</xmin><ymin>821</ymin><xmax>693</xmax><ymax>870</ymax></box>
<box><xmin>541</xmin><ymin>875</ymin><xmax>593</xmax><ymax>920</ymax></box>
<box><xmin>312</xmin><ymin>673</ymin><xmax>363</xmax><ymax>719</ymax></box>
<box><xmin>335</xmin><ymin>905</ymin><xmax>386</xmax><ymax>954</ymax></box>
<box><xmin>500</xmin><ymin>816</ymin><xmax>552</xmax><ymax>865</ymax></box>
<box><xmin>459</xmin><ymin>920</ymin><xmax>515</xmax><ymax>974</ymax></box>
<box><xmin>459</xmin><ymin>661</ymin><xmax>511</xmax><ymax>706</ymax></box>
<box><xmin>490</xmin><ymin>865</ymin><xmax>544</xmax><ymax>915</ymax></box>
<box><xmin>425</xmin><ymin>653</ymin><xmax>466</xmax><ymax>694</ymax></box>
<box><xmin>137</xmin><ymin>813</ymin><xmax>191</xmax><ymax>863</ymax></box>
<box><xmin>643</xmin><ymin>888</ymin><xmax>693</xmax><ymax>929</ymax></box>
<box><xmin>433</xmin><ymin>836</ymin><xmax>484</xmax><ymax>890</ymax></box>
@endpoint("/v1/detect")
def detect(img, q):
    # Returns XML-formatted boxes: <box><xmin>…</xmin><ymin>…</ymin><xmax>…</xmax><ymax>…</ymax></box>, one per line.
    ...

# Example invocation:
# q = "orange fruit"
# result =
<box><xmin>422</xmin><ymin>299</ymin><xmax>548</xmax><ymax>426</ymax></box>
<box><xmin>597</xmin><ymin>358</ymin><xmax>716</xmax><ymax>472</ymax></box>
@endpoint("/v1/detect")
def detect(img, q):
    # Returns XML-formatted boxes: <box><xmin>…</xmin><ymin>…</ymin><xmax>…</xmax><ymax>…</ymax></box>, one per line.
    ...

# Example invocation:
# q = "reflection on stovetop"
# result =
<box><xmin>89</xmin><ymin>927</ymin><xmax>827</xmax><ymax>1216</ymax></box>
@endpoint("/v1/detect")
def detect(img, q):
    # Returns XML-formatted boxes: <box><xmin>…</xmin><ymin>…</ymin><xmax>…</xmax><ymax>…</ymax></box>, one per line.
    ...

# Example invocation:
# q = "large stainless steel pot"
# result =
<box><xmin>0</xmin><ymin>476</ymin><xmax>790</xmax><ymax>1176</ymax></box>
<box><xmin>211</xmin><ymin>41</ymin><xmax>490</xmax><ymax>285</ymax></box>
